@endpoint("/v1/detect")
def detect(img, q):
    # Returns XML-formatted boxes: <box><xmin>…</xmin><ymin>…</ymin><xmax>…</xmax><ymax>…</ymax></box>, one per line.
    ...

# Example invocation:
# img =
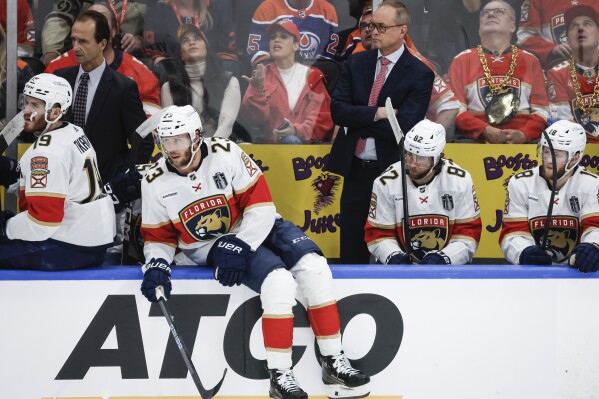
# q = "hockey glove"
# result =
<box><xmin>386</xmin><ymin>251</ymin><xmax>411</xmax><ymax>265</ymax></box>
<box><xmin>519</xmin><ymin>245</ymin><xmax>553</xmax><ymax>265</ymax></box>
<box><xmin>421</xmin><ymin>251</ymin><xmax>451</xmax><ymax>265</ymax></box>
<box><xmin>104</xmin><ymin>169</ymin><xmax>143</xmax><ymax>213</ymax></box>
<box><xmin>568</xmin><ymin>243</ymin><xmax>599</xmax><ymax>273</ymax></box>
<box><xmin>209</xmin><ymin>235</ymin><xmax>251</xmax><ymax>287</ymax></box>
<box><xmin>0</xmin><ymin>156</ymin><xmax>20</xmax><ymax>188</ymax></box>
<box><xmin>0</xmin><ymin>210</ymin><xmax>15</xmax><ymax>243</ymax></box>
<box><xmin>140</xmin><ymin>258</ymin><xmax>172</xmax><ymax>302</ymax></box>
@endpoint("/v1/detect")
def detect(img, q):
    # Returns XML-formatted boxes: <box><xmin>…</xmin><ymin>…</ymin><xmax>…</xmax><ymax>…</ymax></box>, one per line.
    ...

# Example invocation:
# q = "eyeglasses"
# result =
<box><xmin>359</xmin><ymin>22</ymin><xmax>373</xmax><ymax>32</ymax></box>
<box><xmin>367</xmin><ymin>22</ymin><xmax>405</xmax><ymax>34</ymax></box>
<box><xmin>480</xmin><ymin>8</ymin><xmax>508</xmax><ymax>17</ymax></box>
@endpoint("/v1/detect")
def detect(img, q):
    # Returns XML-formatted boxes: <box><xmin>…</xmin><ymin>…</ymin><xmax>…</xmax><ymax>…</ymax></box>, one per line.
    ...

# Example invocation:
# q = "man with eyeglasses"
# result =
<box><xmin>546</xmin><ymin>5</ymin><xmax>599</xmax><ymax>144</ymax></box>
<box><xmin>340</xmin><ymin>4</ymin><xmax>460</xmax><ymax>136</ymax></box>
<box><xmin>448</xmin><ymin>0</ymin><xmax>549</xmax><ymax>143</ymax></box>
<box><xmin>365</xmin><ymin>119</ymin><xmax>482</xmax><ymax>265</ymax></box>
<box><xmin>327</xmin><ymin>0</ymin><xmax>434</xmax><ymax>265</ymax></box>
<box><xmin>499</xmin><ymin>120</ymin><xmax>599</xmax><ymax>272</ymax></box>
<box><xmin>518</xmin><ymin>0</ymin><xmax>599</xmax><ymax>68</ymax></box>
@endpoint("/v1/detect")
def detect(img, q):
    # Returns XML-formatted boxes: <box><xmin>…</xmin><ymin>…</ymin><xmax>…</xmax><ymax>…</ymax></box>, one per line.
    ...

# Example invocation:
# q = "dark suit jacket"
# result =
<box><xmin>54</xmin><ymin>65</ymin><xmax>153</xmax><ymax>181</ymax></box>
<box><xmin>326</xmin><ymin>48</ymin><xmax>434</xmax><ymax>176</ymax></box>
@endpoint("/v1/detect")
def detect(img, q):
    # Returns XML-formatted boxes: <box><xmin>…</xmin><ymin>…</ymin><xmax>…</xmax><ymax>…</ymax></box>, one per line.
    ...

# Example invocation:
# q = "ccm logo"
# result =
<box><xmin>292</xmin><ymin>236</ymin><xmax>310</xmax><ymax>244</ymax></box>
<box><xmin>218</xmin><ymin>242</ymin><xmax>243</xmax><ymax>253</ymax></box>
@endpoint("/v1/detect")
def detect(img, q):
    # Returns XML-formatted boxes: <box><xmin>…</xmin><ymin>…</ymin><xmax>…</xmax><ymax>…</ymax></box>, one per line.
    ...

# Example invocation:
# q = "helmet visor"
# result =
<box><xmin>160</xmin><ymin>133</ymin><xmax>193</xmax><ymax>152</ymax></box>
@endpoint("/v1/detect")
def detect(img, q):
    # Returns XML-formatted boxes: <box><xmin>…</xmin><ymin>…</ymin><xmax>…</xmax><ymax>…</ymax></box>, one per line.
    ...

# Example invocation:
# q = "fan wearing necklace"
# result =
<box><xmin>546</xmin><ymin>5</ymin><xmax>599</xmax><ymax>143</ymax></box>
<box><xmin>241</xmin><ymin>19</ymin><xmax>333</xmax><ymax>144</ymax></box>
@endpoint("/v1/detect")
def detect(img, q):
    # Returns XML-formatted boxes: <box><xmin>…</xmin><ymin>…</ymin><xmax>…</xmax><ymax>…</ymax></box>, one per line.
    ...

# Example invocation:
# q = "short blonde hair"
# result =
<box><xmin>380</xmin><ymin>0</ymin><xmax>412</xmax><ymax>26</ymax></box>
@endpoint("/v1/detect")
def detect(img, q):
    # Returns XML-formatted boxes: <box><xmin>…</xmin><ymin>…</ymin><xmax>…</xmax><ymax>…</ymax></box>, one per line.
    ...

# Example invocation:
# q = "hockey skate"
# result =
<box><xmin>320</xmin><ymin>351</ymin><xmax>371</xmax><ymax>399</ymax></box>
<box><xmin>268</xmin><ymin>368</ymin><xmax>308</xmax><ymax>399</ymax></box>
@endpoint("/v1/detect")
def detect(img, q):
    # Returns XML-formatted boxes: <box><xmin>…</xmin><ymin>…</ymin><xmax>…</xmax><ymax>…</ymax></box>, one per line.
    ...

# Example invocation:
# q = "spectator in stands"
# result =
<box><xmin>52</xmin><ymin>10</ymin><xmax>152</xmax><ymax>182</ymax></box>
<box><xmin>0</xmin><ymin>0</ymin><xmax>35</xmax><ymax>57</ymax></box>
<box><xmin>546</xmin><ymin>5</ymin><xmax>599</xmax><ymax>143</ymax></box>
<box><xmin>339</xmin><ymin>6</ymin><xmax>373</xmax><ymax>60</ymax></box>
<box><xmin>161</xmin><ymin>24</ymin><xmax>240</xmax><ymax>139</ymax></box>
<box><xmin>240</xmin><ymin>20</ymin><xmax>333</xmax><ymax>144</ymax></box>
<box><xmin>41</xmin><ymin>0</ymin><xmax>149</xmax><ymax>66</ymax></box>
<box><xmin>448</xmin><ymin>0</ymin><xmax>549</xmax><ymax>143</ymax></box>
<box><xmin>143</xmin><ymin>0</ymin><xmax>236</xmax><ymax>63</ymax></box>
<box><xmin>341</xmin><ymin>5</ymin><xmax>459</xmax><ymax>137</ymax></box>
<box><xmin>365</xmin><ymin>120</ymin><xmax>482</xmax><ymax>265</ymax></box>
<box><xmin>45</xmin><ymin>3</ymin><xmax>161</xmax><ymax>117</ymax></box>
<box><xmin>247</xmin><ymin>0</ymin><xmax>339</xmax><ymax>66</ymax></box>
<box><xmin>0</xmin><ymin>24</ymin><xmax>33</xmax><ymax>127</ymax></box>
<box><xmin>518</xmin><ymin>0</ymin><xmax>599</xmax><ymax>69</ymax></box>
<box><xmin>326</xmin><ymin>0</ymin><xmax>433</xmax><ymax>264</ymax></box>
<box><xmin>499</xmin><ymin>120</ymin><xmax>599</xmax><ymax>272</ymax></box>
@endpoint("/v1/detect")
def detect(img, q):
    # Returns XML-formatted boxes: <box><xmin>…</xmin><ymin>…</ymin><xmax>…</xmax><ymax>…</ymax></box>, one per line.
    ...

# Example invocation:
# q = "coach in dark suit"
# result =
<box><xmin>53</xmin><ymin>10</ymin><xmax>152</xmax><ymax>182</ymax></box>
<box><xmin>327</xmin><ymin>1</ymin><xmax>434</xmax><ymax>264</ymax></box>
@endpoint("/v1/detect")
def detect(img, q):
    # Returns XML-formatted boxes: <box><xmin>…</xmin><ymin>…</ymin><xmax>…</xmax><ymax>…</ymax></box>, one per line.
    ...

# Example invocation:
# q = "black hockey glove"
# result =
<box><xmin>421</xmin><ymin>251</ymin><xmax>451</xmax><ymax>265</ymax></box>
<box><xmin>0</xmin><ymin>210</ymin><xmax>15</xmax><ymax>243</ymax></box>
<box><xmin>568</xmin><ymin>243</ymin><xmax>599</xmax><ymax>273</ymax></box>
<box><xmin>386</xmin><ymin>251</ymin><xmax>411</xmax><ymax>265</ymax></box>
<box><xmin>0</xmin><ymin>156</ymin><xmax>20</xmax><ymax>188</ymax></box>
<box><xmin>519</xmin><ymin>245</ymin><xmax>553</xmax><ymax>265</ymax></box>
<box><xmin>209</xmin><ymin>235</ymin><xmax>251</xmax><ymax>287</ymax></box>
<box><xmin>140</xmin><ymin>258</ymin><xmax>172</xmax><ymax>302</ymax></box>
<box><xmin>103</xmin><ymin>169</ymin><xmax>143</xmax><ymax>213</ymax></box>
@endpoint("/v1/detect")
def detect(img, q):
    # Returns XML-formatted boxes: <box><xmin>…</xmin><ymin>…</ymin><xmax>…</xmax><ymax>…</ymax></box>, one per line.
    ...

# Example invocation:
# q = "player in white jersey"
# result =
<box><xmin>500</xmin><ymin>120</ymin><xmax>599</xmax><ymax>271</ymax></box>
<box><xmin>365</xmin><ymin>120</ymin><xmax>482</xmax><ymax>265</ymax></box>
<box><xmin>0</xmin><ymin>74</ymin><xmax>115</xmax><ymax>270</ymax></box>
<box><xmin>139</xmin><ymin>105</ymin><xmax>369</xmax><ymax>399</ymax></box>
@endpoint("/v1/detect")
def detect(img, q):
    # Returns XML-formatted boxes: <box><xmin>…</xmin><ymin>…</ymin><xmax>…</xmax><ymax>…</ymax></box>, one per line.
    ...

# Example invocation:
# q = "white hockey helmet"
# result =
<box><xmin>23</xmin><ymin>73</ymin><xmax>72</xmax><ymax>116</ymax></box>
<box><xmin>404</xmin><ymin>119</ymin><xmax>446</xmax><ymax>166</ymax></box>
<box><xmin>157</xmin><ymin>105</ymin><xmax>204</xmax><ymax>168</ymax></box>
<box><xmin>539</xmin><ymin>120</ymin><xmax>586</xmax><ymax>171</ymax></box>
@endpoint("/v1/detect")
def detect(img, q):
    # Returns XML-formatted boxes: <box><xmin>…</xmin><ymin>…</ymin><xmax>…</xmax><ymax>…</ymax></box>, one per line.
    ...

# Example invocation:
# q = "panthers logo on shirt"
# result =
<box><xmin>179</xmin><ymin>195</ymin><xmax>231</xmax><ymax>241</ymax></box>
<box><xmin>529</xmin><ymin>216</ymin><xmax>579</xmax><ymax>262</ymax></box>
<box><xmin>477</xmin><ymin>76</ymin><xmax>521</xmax><ymax>108</ymax></box>
<box><xmin>407</xmin><ymin>215</ymin><xmax>449</xmax><ymax>261</ymax></box>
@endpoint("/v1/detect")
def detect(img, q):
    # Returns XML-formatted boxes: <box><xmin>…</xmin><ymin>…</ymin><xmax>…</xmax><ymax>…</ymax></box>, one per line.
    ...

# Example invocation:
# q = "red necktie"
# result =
<box><xmin>355</xmin><ymin>56</ymin><xmax>390</xmax><ymax>155</ymax></box>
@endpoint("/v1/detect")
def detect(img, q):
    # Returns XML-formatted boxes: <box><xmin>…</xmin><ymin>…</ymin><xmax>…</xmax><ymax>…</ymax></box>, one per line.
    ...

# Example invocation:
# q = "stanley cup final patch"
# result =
<box><xmin>30</xmin><ymin>156</ymin><xmax>49</xmax><ymax>188</ymax></box>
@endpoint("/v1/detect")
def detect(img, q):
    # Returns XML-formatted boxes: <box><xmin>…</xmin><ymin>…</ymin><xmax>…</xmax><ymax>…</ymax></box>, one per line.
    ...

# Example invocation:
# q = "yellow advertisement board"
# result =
<box><xmin>243</xmin><ymin>143</ymin><xmax>599</xmax><ymax>260</ymax></box>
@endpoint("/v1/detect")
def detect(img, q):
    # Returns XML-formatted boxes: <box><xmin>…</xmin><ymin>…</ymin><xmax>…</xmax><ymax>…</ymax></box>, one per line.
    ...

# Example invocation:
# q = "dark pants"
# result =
<box><xmin>210</xmin><ymin>219</ymin><xmax>322</xmax><ymax>293</ymax></box>
<box><xmin>0</xmin><ymin>239</ymin><xmax>111</xmax><ymax>270</ymax></box>
<box><xmin>339</xmin><ymin>157</ymin><xmax>381</xmax><ymax>265</ymax></box>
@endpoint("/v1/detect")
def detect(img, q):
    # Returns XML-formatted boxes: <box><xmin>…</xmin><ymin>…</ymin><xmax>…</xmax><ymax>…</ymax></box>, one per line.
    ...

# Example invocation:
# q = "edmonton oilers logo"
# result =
<box><xmin>299</xmin><ymin>32</ymin><xmax>320</xmax><ymax>58</ymax></box>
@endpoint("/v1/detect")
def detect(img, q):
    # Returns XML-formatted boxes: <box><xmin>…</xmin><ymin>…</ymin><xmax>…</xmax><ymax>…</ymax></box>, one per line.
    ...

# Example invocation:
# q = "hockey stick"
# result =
<box><xmin>540</xmin><ymin>129</ymin><xmax>558</xmax><ymax>250</ymax></box>
<box><xmin>155</xmin><ymin>286</ymin><xmax>227</xmax><ymax>399</ymax></box>
<box><xmin>385</xmin><ymin>98</ymin><xmax>411</xmax><ymax>262</ymax></box>
<box><xmin>0</xmin><ymin>111</ymin><xmax>24</xmax><ymax>154</ymax></box>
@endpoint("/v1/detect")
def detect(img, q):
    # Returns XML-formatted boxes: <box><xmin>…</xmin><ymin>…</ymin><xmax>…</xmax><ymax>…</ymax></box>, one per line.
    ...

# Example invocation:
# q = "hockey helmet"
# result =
<box><xmin>404</xmin><ymin>119</ymin><xmax>446</xmax><ymax>166</ymax></box>
<box><xmin>156</xmin><ymin>105</ymin><xmax>204</xmax><ymax>168</ymax></box>
<box><xmin>23</xmin><ymin>73</ymin><xmax>72</xmax><ymax>116</ymax></box>
<box><xmin>539</xmin><ymin>120</ymin><xmax>586</xmax><ymax>171</ymax></box>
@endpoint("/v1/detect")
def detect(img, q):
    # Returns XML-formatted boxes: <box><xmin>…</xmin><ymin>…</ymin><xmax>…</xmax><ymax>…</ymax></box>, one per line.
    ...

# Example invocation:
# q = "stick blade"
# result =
<box><xmin>0</xmin><ymin>111</ymin><xmax>25</xmax><ymax>153</ymax></box>
<box><xmin>385</xmin><ymin>97</ymin><xmax>403</xmax><ymax>145</ymax></box>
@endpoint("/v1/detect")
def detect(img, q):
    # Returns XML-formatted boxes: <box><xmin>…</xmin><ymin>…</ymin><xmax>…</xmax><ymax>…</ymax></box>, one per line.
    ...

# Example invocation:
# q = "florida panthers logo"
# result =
<box><xmin>529</xmin><ymin>216</ymin><xmax>579</xmax><ymax>262</ymax></box>
<box><xmin>179</xmin><ymin>195</ymin><xmax>232</xmax><ymax>241</ymax></box>
<box><xmin>571</xmin><ymin>98</ymin><xmax>599</xmax><ymax>137</ymax></box>
<box><xmin>550</xmin><ymin>13</ymin><xmax>567</xmax><ymax>45</ymax></box>
<box><xmin>407</xmin><ymin>215</ymin><xmax>449</xmax><ymax>261</ymax></box>
<box><xmin>477</xmin><ymin>76</ymin><xmax>521</xmax><ymax>108</ymax></box>
<box><xmin>311</xmin><ymin>173</ymin><xmax>340</xmax><ymax>214</ymax></box>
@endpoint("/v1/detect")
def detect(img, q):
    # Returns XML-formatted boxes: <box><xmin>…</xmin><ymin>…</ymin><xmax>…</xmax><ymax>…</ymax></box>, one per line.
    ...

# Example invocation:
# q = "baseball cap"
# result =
<box><xmin>176</xmin><ymin>24</ymin><xmax>209</xmax><ymax>45</ymax></box>
<box><xmin>266</xmin><ymin>19</ymin><xmax>301</xmax><ymax>42</ymax></box>
<box><xmin>564</xmin><ymin>5</ymin><xmax>598</xmax><ymax>27</ymax></box>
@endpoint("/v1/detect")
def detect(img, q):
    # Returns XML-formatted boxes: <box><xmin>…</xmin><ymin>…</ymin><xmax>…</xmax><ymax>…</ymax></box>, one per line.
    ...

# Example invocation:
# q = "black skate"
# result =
<box><xmin>320</xmin><ymin>351</ymin><xmax>370</xmax><ymax>399</ymax></box>
<box><xmin>268</xmin><ymin>368</ymin><xmax>308</xmax><ymax>399</ymax></box>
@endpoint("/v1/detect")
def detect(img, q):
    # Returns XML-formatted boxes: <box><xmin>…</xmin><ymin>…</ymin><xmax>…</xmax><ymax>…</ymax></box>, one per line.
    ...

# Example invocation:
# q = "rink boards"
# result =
<box><xmin>0</xmin><ymin>265</ymin><xmax>598</xmax><ymax>399</ymax></box>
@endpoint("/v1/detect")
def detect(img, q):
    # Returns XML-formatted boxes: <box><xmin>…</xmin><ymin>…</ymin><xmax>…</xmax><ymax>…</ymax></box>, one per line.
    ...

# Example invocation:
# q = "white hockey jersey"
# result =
<box><xmin>6</xmin><ymin>122</ymin><xmax>116</xmax><ymax>246</ymax></box>
<box><xmin>140</xmin><ymin>138</ymin><xmax>276</xmax><ymax>266</ymax></box>
<box><xmin>365</xmin><ymin>160</ymin><xmax>482</xmax><ymax>264</ymax></box>
<box><xmin>500</xmin><ymin>166</ymin><xmax>599</xmax><ymax>264</ymax></box>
